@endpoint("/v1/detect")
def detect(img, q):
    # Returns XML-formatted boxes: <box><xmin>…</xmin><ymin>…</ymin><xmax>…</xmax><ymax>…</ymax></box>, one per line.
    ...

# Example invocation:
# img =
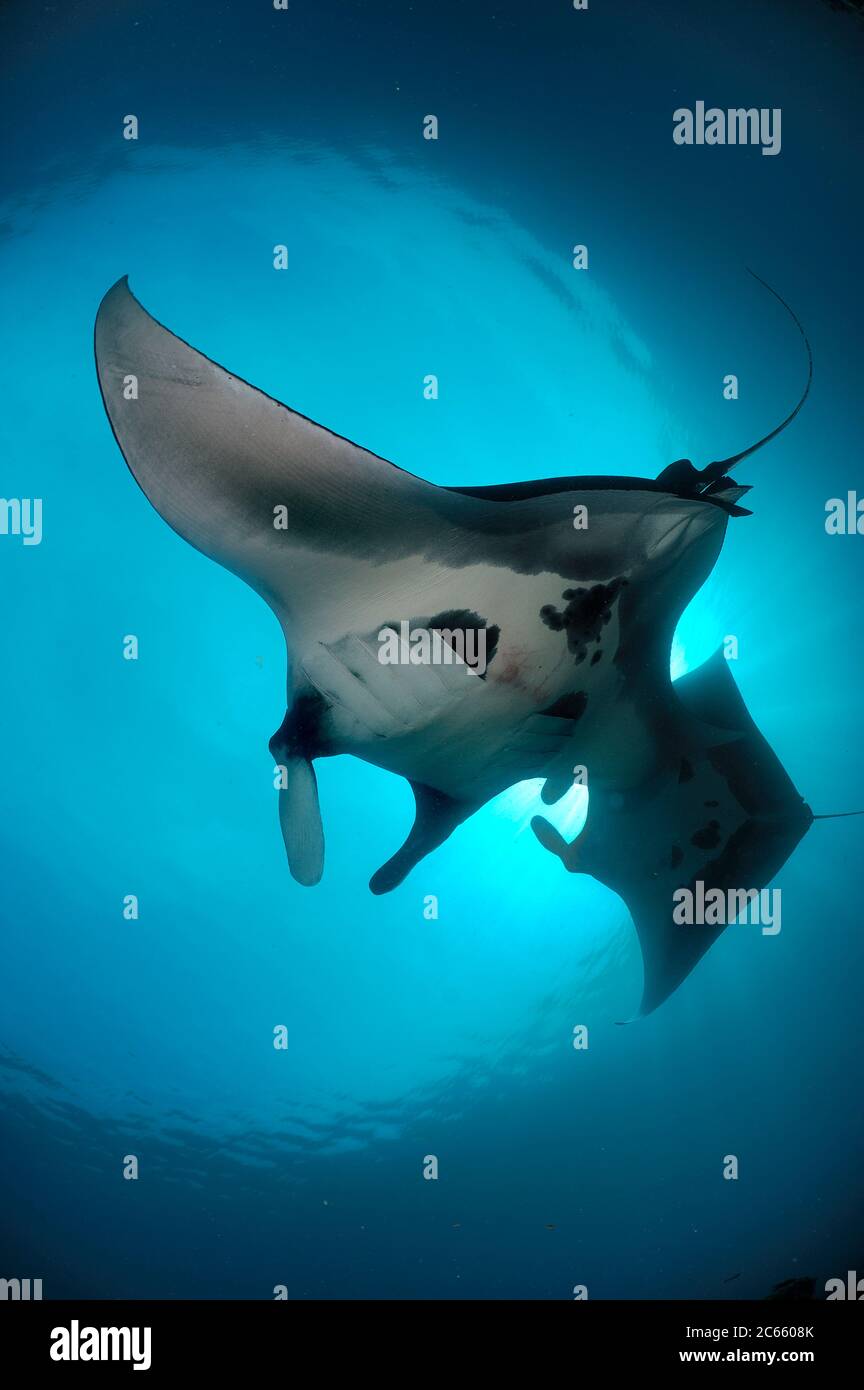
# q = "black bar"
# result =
<box><xmin>2</xmin><ymin>1298</ymin><xmax>860</xmax><ymax>1375</ymax></box>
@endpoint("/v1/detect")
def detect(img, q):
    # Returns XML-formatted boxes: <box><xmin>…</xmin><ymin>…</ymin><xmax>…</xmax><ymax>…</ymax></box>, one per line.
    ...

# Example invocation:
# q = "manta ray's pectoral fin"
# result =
<box><xmin>532</xmin><ymin>652</ymin><xmax>812</xmax><ymax>1017</ymax></box>
<box><xmin>369</xmin><ymin>782</ymin><xmax>478</xmax><ymax>895</ymax></box>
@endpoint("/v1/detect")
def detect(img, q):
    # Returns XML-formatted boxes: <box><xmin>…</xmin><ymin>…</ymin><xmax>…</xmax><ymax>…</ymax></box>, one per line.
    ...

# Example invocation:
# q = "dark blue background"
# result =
<box><xmin>1</xmin><ymin>0</ymin><xmax>862</xmax><ymax>1299</ymax></box>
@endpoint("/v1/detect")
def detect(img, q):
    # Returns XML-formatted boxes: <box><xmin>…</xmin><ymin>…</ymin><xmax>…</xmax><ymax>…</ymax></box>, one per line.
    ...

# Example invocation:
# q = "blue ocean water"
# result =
<box><xmin>1</xmin><ymin>0</ymin><xmax>862</xmax><ymax>1299</ymax></box>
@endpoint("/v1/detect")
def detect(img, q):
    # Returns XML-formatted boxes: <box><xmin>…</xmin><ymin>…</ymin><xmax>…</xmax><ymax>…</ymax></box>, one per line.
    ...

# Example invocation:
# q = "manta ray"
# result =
<box><xmin>95</xmin><ymin>274</ymin><xmax>818</xmax><ymax>1017</ymax></box>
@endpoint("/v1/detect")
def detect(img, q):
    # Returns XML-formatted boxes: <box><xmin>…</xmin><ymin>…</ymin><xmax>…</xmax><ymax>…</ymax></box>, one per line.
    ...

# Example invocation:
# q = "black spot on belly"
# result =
<box><xmin>542</xmin><ymin>691</ymin><xmax>588</xmax><ymax>721</ymax></box>
<box><xmin>591</xmin><ymin>650</ymin><xmax>602</xmax><ymax>665</ymax></box>
<box><xmin>670</xmin><ymin>844</ymin><xmax>684</xmax><ymax>869</ymax></box>
<box><xmin>540</xmin><ymin>578</ymin><xmax>627</xmax><ymax>665</ymax></box>
<box><xmin>691</xmin><ymin>819</ymin><xmax>722</xmax><ymax>850</ymax></box>
<box><xmin>678</xmin><ymin>758</ymin><xmax>694</xmax><ymax>783</ymax></box>
<box><xmin>426</xmin><ymin>608</ymin><xmax>500</xmax><ymax>676</ymax></box>
<box><xmin>704</xmin><ymin>799</ymin><xmax>719</xmax><ymax>807</ymax></box>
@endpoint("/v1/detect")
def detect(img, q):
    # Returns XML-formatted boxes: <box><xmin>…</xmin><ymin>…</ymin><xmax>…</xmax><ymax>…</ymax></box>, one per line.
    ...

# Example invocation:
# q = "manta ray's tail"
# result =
<box><xmin>699</xmin><ymin>270</ymin><xmax>813</xmax><ymax>487</ymax></box>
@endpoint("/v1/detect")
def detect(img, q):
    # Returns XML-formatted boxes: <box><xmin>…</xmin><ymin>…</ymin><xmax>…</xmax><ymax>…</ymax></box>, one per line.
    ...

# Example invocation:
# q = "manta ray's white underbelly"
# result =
<box><xmin>287</xmin><ymin>551</ymin><xmax>630</xmax><ymax>799</ymax></box>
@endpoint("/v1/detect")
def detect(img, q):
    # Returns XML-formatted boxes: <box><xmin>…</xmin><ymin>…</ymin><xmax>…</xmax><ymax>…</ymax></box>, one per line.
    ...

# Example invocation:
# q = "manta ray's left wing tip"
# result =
<box><xmin>96</xmin><ymin>274</ymin><xmax>133</xmax><ymax>315</ymax></box>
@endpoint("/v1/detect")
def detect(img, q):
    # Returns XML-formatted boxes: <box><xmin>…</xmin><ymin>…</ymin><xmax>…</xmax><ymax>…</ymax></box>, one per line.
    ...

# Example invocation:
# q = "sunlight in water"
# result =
<box><xmin>671</xmin><ymin>592</ymin><xmax>726</xmax><ymax>682</ymax></box>
<box><xmin>495</xmin><ymin>777</ymin><xmax>589</xmax><ymax>839</ymax></box>
<box><xmin>670</xmin><ymin>630</ymin><xmax>689</xmax><ymax>682</ymax></box>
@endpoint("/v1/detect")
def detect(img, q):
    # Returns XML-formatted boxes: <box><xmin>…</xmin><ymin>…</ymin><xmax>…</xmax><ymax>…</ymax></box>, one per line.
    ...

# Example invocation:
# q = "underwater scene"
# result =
<box><xmin>1</xmin><ymin>0</ymin><xmax>863</xmax><ymax>1303</ymax></box>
